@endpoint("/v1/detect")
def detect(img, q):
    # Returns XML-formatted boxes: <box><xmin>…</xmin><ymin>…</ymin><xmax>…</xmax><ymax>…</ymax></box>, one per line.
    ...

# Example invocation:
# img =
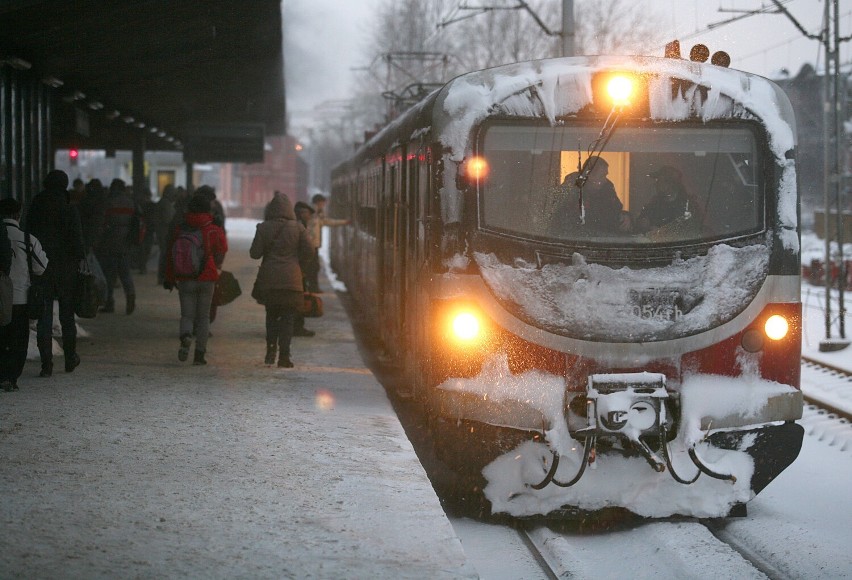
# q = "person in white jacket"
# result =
<box><xmin>0</xmin><ymin>197</ymin><xmax>47</xmax><ymax>391</ymax></box>
<box><xmin>307</xmin><ymin>193</ymin><xmax>349</xmax><ymax>293</ymax></box>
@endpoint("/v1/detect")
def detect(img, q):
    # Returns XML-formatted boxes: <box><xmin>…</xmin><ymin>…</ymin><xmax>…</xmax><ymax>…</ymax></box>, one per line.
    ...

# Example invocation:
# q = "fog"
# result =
<box><xmin>282</xmin><ymin>0</ymin><xmax>848</xmax><ymax>132</ymax></box>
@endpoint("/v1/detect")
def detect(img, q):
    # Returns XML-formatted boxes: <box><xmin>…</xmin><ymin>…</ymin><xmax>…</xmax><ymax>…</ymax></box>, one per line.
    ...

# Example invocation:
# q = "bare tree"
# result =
<box><xmin>574</xmin><ymin>0</ymin><xmax>666</xmax><ymax>56</ymax></box>
<box><xmin>304</xmin><ymin>0</ymin><xmax>666</xmax><ymax>188</ymax></box>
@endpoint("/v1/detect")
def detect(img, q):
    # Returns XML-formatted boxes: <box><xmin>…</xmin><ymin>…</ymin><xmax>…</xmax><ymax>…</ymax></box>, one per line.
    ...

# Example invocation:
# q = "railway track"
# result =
<box><xmin>452</xmin><ymin>359</ymin><xmax>852</xmax><ymax>578</ymax></box>
<box><xmin>801</xmin><ymin>355</ymin><xmax>852</xmax><ymax>422</ymax></box>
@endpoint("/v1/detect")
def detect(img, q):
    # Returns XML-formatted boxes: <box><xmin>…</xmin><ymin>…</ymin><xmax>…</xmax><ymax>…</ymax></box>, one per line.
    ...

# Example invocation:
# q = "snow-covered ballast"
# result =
<box><xmin>425</xmin><ymin>56</ymin><xmax>803</xmax><ymax>518</ymax></box>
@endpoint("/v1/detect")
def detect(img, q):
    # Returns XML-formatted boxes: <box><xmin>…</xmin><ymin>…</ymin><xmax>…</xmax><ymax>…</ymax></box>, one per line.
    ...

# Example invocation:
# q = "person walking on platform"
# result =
<box><xmin>194</xmin><ymin>185</ymin><xmax>225</xmax><ymax>329</ymax></box>
<box><xmin>96</xmin><ymin>179</ymin><xmax>137</xmax><ymax>314</ymax></box>
<box><xmin>250</xmin><ymin>193</ymin><xmax>312</xmax><ymax>368</ymax></box>
<box><xmin>307</xmin><ymin>193</ymin><xmax>349</xmax><ymax>293</ymax></box>
<box><xmin>164</xmin><ymin>194</ymin><xmax>228</xmax><ymax>366</ymax></box>
<box><xmin>0</xmin><ymin>198</ymin><xmax>47</xmax><ymax>391</ymax></box>
<box><xmin>293</xmin><ymin>201</ymin><xmax>317</xmax><ymax>338</ymax></box>
<box><xmin>25</xmin><ymin>170</ymin><xmax>85</xmax><ymax>377</ymax></box>
<box><xmin>155</xmin><ymin>184</ymin><xmax>177</xmax><ymax>285</ymax></box>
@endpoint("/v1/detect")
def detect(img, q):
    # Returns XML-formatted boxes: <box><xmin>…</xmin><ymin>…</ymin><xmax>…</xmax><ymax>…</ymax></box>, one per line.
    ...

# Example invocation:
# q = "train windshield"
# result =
<box><xmin>478</xmin><ymin>123</ymin><xmax>764</xmax><ymax>245</ymax></box>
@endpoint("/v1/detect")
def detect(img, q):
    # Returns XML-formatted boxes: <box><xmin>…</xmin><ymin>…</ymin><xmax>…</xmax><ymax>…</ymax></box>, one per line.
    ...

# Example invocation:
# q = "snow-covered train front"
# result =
<box><xmin>329</xmin><ymin>53</ymin><xmax>803</xmax><ymax>519</ymax></box>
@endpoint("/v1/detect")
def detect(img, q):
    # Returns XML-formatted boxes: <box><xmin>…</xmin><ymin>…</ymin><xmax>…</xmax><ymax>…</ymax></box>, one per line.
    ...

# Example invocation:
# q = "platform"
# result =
<box><xmin>0</xmin><ymin>227</ymin><xmax>475</xmax><ymax>579</ymax></box>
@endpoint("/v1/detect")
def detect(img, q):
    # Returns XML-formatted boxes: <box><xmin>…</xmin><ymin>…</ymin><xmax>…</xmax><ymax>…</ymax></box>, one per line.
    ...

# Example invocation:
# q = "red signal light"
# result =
<box><xmin>69</xmin><ymin>148</ymin><xmax>79</xmax><ymax>165</ymax></box>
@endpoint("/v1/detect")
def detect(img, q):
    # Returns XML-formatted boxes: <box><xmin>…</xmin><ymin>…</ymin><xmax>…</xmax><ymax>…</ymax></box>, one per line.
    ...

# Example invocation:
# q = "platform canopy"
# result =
<box><xmin>0</xmin><ymin>0</ymin><xmax>286</xmax><ymax>159</ymax></box>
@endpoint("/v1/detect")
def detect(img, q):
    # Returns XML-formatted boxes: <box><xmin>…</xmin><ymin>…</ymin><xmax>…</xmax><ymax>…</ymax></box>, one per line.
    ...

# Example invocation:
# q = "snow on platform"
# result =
<box><xmin>0</xmin><ymin>229</ymin><xmax>475</xmax><ymax>579</ymax></box>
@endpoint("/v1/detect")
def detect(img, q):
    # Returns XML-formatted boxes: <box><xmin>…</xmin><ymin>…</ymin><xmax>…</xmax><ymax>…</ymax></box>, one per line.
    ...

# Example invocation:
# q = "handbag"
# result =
<box><xmin>74</xmin><ymin>262</ymin><xmax>101</xmax><ymax>319</ymax></box>
<box><xmin>213</xmin><ymin>270</ymin><xmax>242</xmax><ymax>306</ymax></box>
<box><xmin>298</xmin><ymin>292</ymin><xmax>323</xmax><ymax>318</ymax></box>
<box><xmin>24</xmin><ymin>232</ymin><xmax>45</xmax><ymax>320</ymax></box>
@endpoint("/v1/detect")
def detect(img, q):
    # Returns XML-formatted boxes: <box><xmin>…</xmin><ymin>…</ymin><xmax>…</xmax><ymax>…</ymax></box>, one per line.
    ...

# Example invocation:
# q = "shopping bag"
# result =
<box><xmin>213</xmin><ymin>270</ymin><xmax>241</xmax><ymax>306</ymax></box>
<box><xmin>74</xmin><ymin>264</ymin><xmax>101</xmax><ymax>319</ymax></box>
<box><xmin>86</xmin><ymin>250</ymin><xmax>108</xmax><ymax>305</ymax></box>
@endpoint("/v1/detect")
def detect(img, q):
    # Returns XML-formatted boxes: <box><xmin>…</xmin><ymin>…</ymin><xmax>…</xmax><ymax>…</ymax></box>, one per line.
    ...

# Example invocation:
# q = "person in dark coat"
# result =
<box><xmin>96</xmin><ymin>178</ymin><xmax>137</xmax><ymax>314</ymax></box>
<box><xmin>155</xmin><ymin>184</ymin><xmax>178</xmax><ymax>284</ymax></box>
<box><xmin>79</xmin><ymin>178</ymin><xmax>107</xmax><ymax>252</ymax></box>
<box><xmin>250</xmin><ymin>193</ymin><xmax>312</xmax><ymax>368</ymax></box>
<box><xmin>25</xmin><ymin>169</ymin><xmax>86</xmax><ymax>377</ymax></box>
<box><xmin>635</xmin><ymin>165</ymin><xmax>704</xmax><ymax>233</ymax></box>
<box><xmin>163</xmin><ymin>194</ymin><xmax>228</xmax><ymax>366</ymax></box>
<box><xmin>549</xmin><ymin>158</ymin><xmax>630</xmax><ymax>236</ymax></box>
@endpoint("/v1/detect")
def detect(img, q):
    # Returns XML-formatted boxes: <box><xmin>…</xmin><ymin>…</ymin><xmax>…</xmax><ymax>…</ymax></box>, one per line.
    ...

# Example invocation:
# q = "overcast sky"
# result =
<box><xmin>283</xmin><ymin>0</ymin><xmax>849</xmax><ymax>132</ymax></box>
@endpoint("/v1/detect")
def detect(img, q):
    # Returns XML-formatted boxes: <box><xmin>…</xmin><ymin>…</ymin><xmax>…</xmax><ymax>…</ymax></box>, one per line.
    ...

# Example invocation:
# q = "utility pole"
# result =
<box><xmin>561</xmin><ymin>0</ymin><xmax>575</xmax><ymax>57</ymax></box>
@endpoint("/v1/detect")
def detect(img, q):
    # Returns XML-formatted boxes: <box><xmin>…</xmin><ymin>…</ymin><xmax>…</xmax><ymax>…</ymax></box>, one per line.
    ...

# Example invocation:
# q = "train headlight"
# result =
<box><xmin>451</xmin><ymin>311</ymin><xmax>481</xmax><ymax>342</ymax></box>
<box><xmin>764</xmin><ymin>315</ymin><xmax>789</xmax><ymax>341</ymax></box>
<box><xmin>606</xmin><ymin>75</ymin><xmax>633</xmax><ymax>106</ymax></box>
<box><xmin>465</xmin><ymin>156</ymin><xmax>489</xmax><ymax>181</ymax></box>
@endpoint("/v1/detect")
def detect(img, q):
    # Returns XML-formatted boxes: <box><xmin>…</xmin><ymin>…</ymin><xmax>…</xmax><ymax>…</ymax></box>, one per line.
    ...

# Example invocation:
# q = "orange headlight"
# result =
<box><xmin>764</xmin><ymin>315</ymin><xmax>789</xmax><ymax>341</ymax></box>
<box><xmin>465</xmin><ymin>156</ymin><xmax>489</xmax><ymax>181</ymax></box>
<box><xmin>451</xmin><ymin>310</ymin><xmax>481</xmax><ymax>342</ymax></box>
<box><xmin>606</xmin><ymin>75</ymin><xmax>634</xmax><ymax>106</ymax></box>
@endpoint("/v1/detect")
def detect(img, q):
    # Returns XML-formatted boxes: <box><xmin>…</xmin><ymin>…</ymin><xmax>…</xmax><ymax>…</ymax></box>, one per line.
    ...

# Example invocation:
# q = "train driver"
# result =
<box><xmin>549</xmin><ymin>158</ymin><xmax>631</xmax><ymax>237</ymax></box>
<box><xmin>634</xmin><ymin>165</ymin><xmax>704</xmax><ymax>235</ymax></box>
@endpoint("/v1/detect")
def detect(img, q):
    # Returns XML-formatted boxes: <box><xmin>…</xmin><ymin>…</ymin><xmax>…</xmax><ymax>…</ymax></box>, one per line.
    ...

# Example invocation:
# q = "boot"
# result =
<box><xmin>193</xmin><ymin>350</ymin><xmax>207</xmax><ymax>366</ymax></box>
<box><xmin>178</xmin><ymin>334</ymin><xmax>192</xmax><ymax>362</ymax></box>
<box><xmin>126</xmin><ymin>294</ymin><xmax>136</xmax><ymax>315</ymax></box>
<box><xmin>265</xmin><ymin>344</ymin><xmax>277</xmax><ymax>365</ymax></box>
<box><xmin>63</xmin><ymin>336</ymin><xmax>80</xmax><ymax>373</ymax></box>
<box><xmin>38</xmin><ymin>337</ymin><xmax>53</xmax><ymax>377</ymax></box>
<box><xmin>64</xmin><ymin>352</ymin><xmax>81</xmax><ymax>373</ymax></box>
<box><xmin>278</xmin><ymin>354</ymin><xmax>294</xmax><ymax>368</ymax></box>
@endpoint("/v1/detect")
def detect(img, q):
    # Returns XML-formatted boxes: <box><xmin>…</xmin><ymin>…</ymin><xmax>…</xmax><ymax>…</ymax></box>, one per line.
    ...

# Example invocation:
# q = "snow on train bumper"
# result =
<box><xmin>430</xmin><ymin>353</ymin><xmax>803</xmax><ymax>434</ymax></box>
<box><xmin>430</xmin><ymin>354</ymin><xmax>804</xmax><ymax>518</ymax></box>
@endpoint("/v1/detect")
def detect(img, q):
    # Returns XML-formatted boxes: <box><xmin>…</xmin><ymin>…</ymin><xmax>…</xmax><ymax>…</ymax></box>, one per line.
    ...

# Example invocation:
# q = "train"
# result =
<box><xmin>328</xmin><ymin>47</ymin><xmax>803</xmax><ymax>519</ymax></box>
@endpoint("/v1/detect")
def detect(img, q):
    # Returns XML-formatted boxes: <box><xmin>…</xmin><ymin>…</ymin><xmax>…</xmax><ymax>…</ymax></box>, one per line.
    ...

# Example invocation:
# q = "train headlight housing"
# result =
<box><xmin>764</xmin><ymin>315</ymin><xmax>789</xmax><ymax>341</ymax></box>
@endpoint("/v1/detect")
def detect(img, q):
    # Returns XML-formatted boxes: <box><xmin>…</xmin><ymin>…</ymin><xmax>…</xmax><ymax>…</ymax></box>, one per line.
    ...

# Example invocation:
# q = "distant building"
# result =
<box><xmin>234</xmin><ymin>135</ymin><xmax>308</xmax><ymax>219</ymax></box>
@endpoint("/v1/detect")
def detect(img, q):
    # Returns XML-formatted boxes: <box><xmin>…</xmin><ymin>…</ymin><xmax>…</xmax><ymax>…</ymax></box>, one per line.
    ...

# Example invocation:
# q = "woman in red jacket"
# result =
<box><xmin>164</xmin><ymin>194</ymin><xmax>228</xmax><ymax>365</ymax></box>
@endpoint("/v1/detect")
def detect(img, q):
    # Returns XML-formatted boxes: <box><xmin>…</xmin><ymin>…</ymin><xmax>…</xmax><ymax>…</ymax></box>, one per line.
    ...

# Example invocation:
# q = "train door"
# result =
<box><xmin>388</xmin><ymin>146</ymin><xmax>410</xmax><ymax>362</ymax></box>
<box><xmin>381</xmin><ymin>148</ymin><xmax>406</xmax><ymax>359</ymax></box>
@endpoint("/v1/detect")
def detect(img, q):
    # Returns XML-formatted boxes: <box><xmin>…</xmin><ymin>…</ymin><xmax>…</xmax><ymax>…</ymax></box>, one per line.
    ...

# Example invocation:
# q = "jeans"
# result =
<box><xmin>178</xmin><ymin>279</ymin><xmax>215</xmax><ymax>353</ymax></box>
<box><xmin>99</xmin><ymin>252</ymin><xmax>135</xmax><ymax>306</ymax></box>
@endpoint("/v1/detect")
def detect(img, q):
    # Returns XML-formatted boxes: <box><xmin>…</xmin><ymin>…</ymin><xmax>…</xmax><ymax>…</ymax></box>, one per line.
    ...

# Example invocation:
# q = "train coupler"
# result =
<box><xmin>532</xmin><ymin>373</ymin><xmax>671</xmax><ymax>489</ymax></box>
<box><xmin>585</xmin><ymin>371</ymin><xmax>669</xmax><ymax>452</ymax></box>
